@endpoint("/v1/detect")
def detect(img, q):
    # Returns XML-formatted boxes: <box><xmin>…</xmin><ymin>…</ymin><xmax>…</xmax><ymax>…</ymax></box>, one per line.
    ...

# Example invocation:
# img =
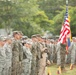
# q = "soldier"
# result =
<box><xmin>60</xmin><ymin>43</ymin><xmax>66</xmax><ymax>70</ymax></box>
<box><xmin>65</xmin><ymin>42</ymin><xmax>71</xmax><ymax>64</ymax></box>
<box><xmin>57</xmin><ymin>43</ymin><xmax>66</xmax><ymax>73</ymax></box>
<box><xmin>50</xmin><ymin>40</ymin><xmax>55</xmax><ymax>63</ymax></box>
<box><xmin>42</xmin><ymin>38</ymin><xmax>51</xmax><ymax>64</ymax></box>
<box><xmin>36</xmin><ymin>36</ymin><xmax>50</xmax><ymax>75</ymax></box>
<box><xmin>70</xmin><ymin>41</ymin><xmax>76</xmax><ymax>70</ymax></box>
<box><xmin>31</xmin><ymin>35</ymin><xmax>39</xmax><ymax>75</ymax></box>
<box><xmin>72</xmin><ymin>37</ymin><xmax>76</xmax><ymax>64</ymax></box>
<box><xmin>11</xmin><ymin>31</ymin><xmax>23</xmax><ymax>75</ymax></box>
<box><xmin>56</xmin><ymin>43</ymin><xmax>61</xmax><ymax>66</ymax></box>
<box><xmin>21</xmin><ymin>41</ymin><xmax>32</xmax><ymax>75</ymax></box>
<box><xmin>3</xmin><ymin>37</ymin><xmax>12</xmax><ymax>75</ymax></box>
<box><xmin>53</xmin><ymin>40</ymin><xmax>57</xmax><ymax>63</ymax></box>
<box><xmin>0</xmin><ymin>36</ymin><xmax>6</xmax><ymax>75</ymax></box>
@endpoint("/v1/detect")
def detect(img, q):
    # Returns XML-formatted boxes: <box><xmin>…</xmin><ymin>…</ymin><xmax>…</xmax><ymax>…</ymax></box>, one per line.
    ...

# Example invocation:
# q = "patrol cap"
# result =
<box><xmin>26</xmin><ymin>41</ymin><xmax>32</xmax><ymax>45</ymax></box>
<box><xmin>13</xmin><ymin>31</ymin><xmax>19</xmax><ymax>37</ymax></box>
<box><xmin>22</xmin><ymin>40</ymin><xmax>32</xmax><ymax>45</ymax></box>
<box><xmin>31</xmin><ymin>35</ymin><xmax>37</xmax><ymax>38</ymax></box>
<box><xmin>36</xmin><ymin>34</ymin><xmax>41</xmax><ymax>38</ymax></box>
<box><xmin>26</xmin><ymin>39</ymin><xmax>33</xmax><ymax>44</ymax></box>
<box><xmin>50</xmin><ymin>39</ymin><xmax>54</xmax><ymax>42</ymax></box>
<box><xmin>22</xmin><ymin>40</ymin><xmax>26</xmax><ymax>43</ymax></box>
<box><xmin>41</xmin><ymin>36</ymin><xmax>46</xmax><ymax>39</ymax></box>
<box><xmin>22</xmin><ymin>36</ymin><xmax>28</xmax><ymax>39</ymax></box>
<box><xmin>18</xmin><ymin>31</ymin><xmax>23</xmax><ymax>35</ymax></box>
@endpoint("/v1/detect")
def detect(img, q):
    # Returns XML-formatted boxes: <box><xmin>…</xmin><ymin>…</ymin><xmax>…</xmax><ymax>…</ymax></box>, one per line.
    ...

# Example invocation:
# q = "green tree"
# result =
<box><xmin>53</xmin><ymin>6</ymin><xmax>76</xmax><ymax>36</ymax></box>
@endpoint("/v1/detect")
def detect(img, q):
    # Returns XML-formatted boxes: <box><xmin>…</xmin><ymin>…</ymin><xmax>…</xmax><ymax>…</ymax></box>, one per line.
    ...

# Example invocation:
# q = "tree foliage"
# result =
<box><xmin>0</xmin><ymin>0</ymin><xmax>76</xmax><ymax>37</ymax></box>
<box><xmin>53</xmin><ymin>6</ymin><xmax>76</xmax><ymax>36</ymax></box>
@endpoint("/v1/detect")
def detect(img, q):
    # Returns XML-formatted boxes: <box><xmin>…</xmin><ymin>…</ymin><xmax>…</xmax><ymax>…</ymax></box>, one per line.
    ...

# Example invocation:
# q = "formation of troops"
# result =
<box><xmin>0</xmin><ymin>31</ymin><xmax>76</xmax><ymax>75</ymax></box>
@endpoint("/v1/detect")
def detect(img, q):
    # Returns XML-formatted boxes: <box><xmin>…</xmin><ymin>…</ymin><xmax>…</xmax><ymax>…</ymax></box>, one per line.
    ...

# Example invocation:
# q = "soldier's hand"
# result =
<box><xmin>46</xmin><ymin>60</ymin><xmax>51</xmax><ymax>66</ymax></box>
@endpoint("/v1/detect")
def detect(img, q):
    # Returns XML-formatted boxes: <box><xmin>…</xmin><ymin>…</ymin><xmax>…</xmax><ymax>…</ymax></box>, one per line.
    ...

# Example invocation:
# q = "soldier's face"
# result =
<box><xmin>27</xmin><ymin>44</ymin><xmax>31</xmax><ymax>48</ymax></box>
<box><xmin>0</xmin><ymin>41</ymin><xmax>5</xmax><ymax>46</ymax></box>
<box><xmin>24</xmin><ymin>43</ymin><xmax>31</xmax><ymax>48</ymax></box>
<box><xmin>7</xmin><ymin>39</ymin><xmax>12</xmax><ymax>44</ymax></box>
<box><xmin>24</xmin><ymin>43</ymin><xmax>28</xmax><ymax>48</ymax></box>
<box><xmin>32</xmin><ymin>38</ymin><xmax>37</xmax><ymax>42</ymax></box>
<box><xmin>37</xmin><ymin>37</ymin><xmax>41</xmax><ymax>42</ymax></box>
<box><xmin>14</xmin><ymin>34</ymin><xmax>20</xmax><ymax>39</ymax></box>
<box><xmin>19</xmin><ymin>34</ymin><xmax>22</xmax><ymax>39</ymax></box>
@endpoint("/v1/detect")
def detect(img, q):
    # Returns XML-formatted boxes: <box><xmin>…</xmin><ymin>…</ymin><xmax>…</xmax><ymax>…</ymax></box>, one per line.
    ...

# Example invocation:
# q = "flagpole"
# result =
<box><xmin>66</xmin><ymin>0</ymin><xmax>68</xmax><ymax>6</ymax></box>
<box><xmin>64</xmin><ymin>0</ymin><xmax>68</xmax><ymax>20</ymax></box>
<box><xmin>66</xmin><ymin>0</ymin><xmax>68</xmax><ymax>13</ymax></box>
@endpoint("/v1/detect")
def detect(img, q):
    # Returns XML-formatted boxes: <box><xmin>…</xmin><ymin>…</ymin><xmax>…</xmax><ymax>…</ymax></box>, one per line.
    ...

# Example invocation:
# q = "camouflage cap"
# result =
<box><xmin>22</xmin><ymin>40</ymin><xmax>31</xmax><ymax>45</ymax></box>
<box><xmin>22</xmin><ymin>36</ymin><xmax>28</xmax><ymax>39</ymax></box>
<box><xmin>36</xmin><ymin>34</ymin><xmax>41</xmax><ymax>37</ymax></box>
<box><xmin>50</xmin><ymin>39</ymin><xmax>54</xmax><ymax>42</ymax></box>
<box><xmin>41</xmin><ymin>36</ymin><xmax>46</xmax><ymax>39</ymax></box>
<box><xmin>18</xmin><ymin>31</ymin><xmax>23</xmax><ymax>35</ymax></box>
<box><xmin>31</xmin><ymin>35</ymin><xmax>37</xmax><ymax>38</ymax></box>
<box><xmin>13</xmin><ymin>31</ymin><xmax>19</xmax><ymax>36</ymax></box>
<box><xmin>26</xmin><ymin>41</ymin><xmax>32</xmax><ymax>45</ymax></box>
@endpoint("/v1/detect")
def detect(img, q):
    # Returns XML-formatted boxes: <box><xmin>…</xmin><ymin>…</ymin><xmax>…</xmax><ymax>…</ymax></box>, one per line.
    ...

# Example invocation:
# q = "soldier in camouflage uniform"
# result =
<box><xmin>56</xmin><ymin>43</ymin><xmax>61</xmax><ymax>66</ymax></box>
<box><xmin>21</xmin><ymin>41</ymin><xmax>32</xmax><ymax>75</ymax></box>
<box><xmin>65</xmin><ymin>46</ymin><xmax>71</xmax><ymax>64</ymax></box>
<box><xmin>70</xmin><ymin>42</ymin><xmax>76</xmax><ymax>66</ymax></box>
<box><xmin>50</xmin><ymin>39</ymin><xmax>57</xmax><ymax>63</ymax></box>
<box><xmin>53</xmin><ymin>40</ymin><xmax>57</xmax><ymax>63</ymax></box>
<box><xmin>74</xmin><ymin>39</ymin><xmax>76</xmax><ymax>64</ymax></box>
<box><xmin>11</xmin><ymin>31</ymin><xmax>23</xmax><ymax>75</ymax></box>
<box><xmin>57</xmin><ymin>43</ymin><xmax>66</xmax><ymax>71</ymax></box>
<box><xmin>37</xmin><ymin>39</ymin><xmax>49</xmax><ymax>75</ymax></box>
<box><xmin>31</xmin><ymin>35</ymin><xmax>41</xmax><ymax>75</ymax></box>
<box><xmin>0</xmin><ymin>36</ymin><xmax>6</xmax><ymax>75</ymax></box>
<box><xmin>60</xmin><ymin>43</ymin><xmax>66</xmax><ymax>70</ymax></box>
<box><xmin>4</xmin><ymin>37</ymin><xmax>12</xmax><ymax>75</ymax></box>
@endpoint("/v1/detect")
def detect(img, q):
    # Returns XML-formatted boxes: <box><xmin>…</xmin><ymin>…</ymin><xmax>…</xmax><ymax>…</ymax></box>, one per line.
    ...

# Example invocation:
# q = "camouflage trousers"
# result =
<box><xmin>21</xmin><ymin>59</ymin><xmax>31</xmax><ymax>75</ymax></box>
<box><xmin>0</xmin><ymin>62</ymin><xmax>6</xmax><ymax>75</ymax></box>
<box><xmin>11</xmin><ymin>61</ymin><xmax>22</xmax><ymax>75</ymax></box>
<box><xmin>38</xmin><ymin>59</ymin><xmax>46</xmax><ymax>75</ymax></box>
<box><xmin>60</xmin><ymin>45</ymin><xmax>66</xmax><ymax>69</ymax></box>
<box><xmin>5</xmin><ymin>60</ymin><xmax>12</xmax><ymax>75</ymax></box>
<box><xmin>30</xmin><ymin>58</ymin><xmax>37</xmax><ymax>75</ymax></box>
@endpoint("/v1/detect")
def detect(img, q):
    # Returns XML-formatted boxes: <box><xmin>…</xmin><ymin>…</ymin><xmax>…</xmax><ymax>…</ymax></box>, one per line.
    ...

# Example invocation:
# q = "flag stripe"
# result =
<box><xmin>58</xmin><ymin>17</ymin><xmax>71</xmax><ymax>44</ymax></box>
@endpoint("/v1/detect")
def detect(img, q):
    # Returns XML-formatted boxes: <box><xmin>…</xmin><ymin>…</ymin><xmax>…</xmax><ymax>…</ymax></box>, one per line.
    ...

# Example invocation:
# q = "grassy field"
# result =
<box><xmin>48</xmin><ymin>64</ymin><xmax>76</xmax><ymax>75</ymax></box>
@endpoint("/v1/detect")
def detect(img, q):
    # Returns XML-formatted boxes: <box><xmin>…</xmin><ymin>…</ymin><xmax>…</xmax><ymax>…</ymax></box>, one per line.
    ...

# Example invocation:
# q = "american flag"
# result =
<box><xmin>58</xmin><ymin>13</ymin><xmax>71</xmax><ymax>44</ymax></box>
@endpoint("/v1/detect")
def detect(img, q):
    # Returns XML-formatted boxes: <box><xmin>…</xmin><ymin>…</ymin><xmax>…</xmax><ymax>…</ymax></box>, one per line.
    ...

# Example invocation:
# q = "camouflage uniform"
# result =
<box><xmin>74</xmin><ymin>42</ymin><xmax>76</xmax><ymax>64</ymax></box>
<box><xmin>45</xmin><ymin>44</ymin><xmax>50</xmax><ymax>60</ymax></box>
<box><xmin>60</xmin><ymin>43</ymin><xmax>66</xmax><ymax>69</ymax></box>
<box><xmin>65</xmin><ymin>43</ymin><xmax>72</xmax><ymax>64</ymax></box>
<box><xmin>11</xmin><ymin>40</ymin><xmax>23</xmax><ymax>75</ymax></box>
<box><xmin>56</xmin><ymin>43</ymin><xmax>61</xmax><ymax>66</ymax></box>
<box><xmin>4</xmin><ymin>43</ymin><xmax>12</xmax><ymax>75</ymax></box>
<box><xmin>70</xmin><ymin>42</ymin><xmax>76</xmax><ymax>65</ymax></box>
<box><xmin>21</xmin><ymin>46</ymin><xmax>32</xmax><ymax>75</ymax></box>
<box><xmin>0</xmin><ymin>46</ymin><xmax>6</xmax><ymax>75</ymax></box>
<box><xmin>54</xmin><ymin>43</ymin><xmax>57</xmax><ymax>63</ymax></box>
<box><xmin>38</xmin><ymin>43</ymin><xmax>48</xmax><ymax>75</ymax></box>
<box><xmin>50</xmin><ymin>43</ymin><xmax>57</xmax><ymax>63</ymax></box>
<box><xmin>31</xmin><ymin>42</ymin><xmax>41</xmax><ymax>75</ymax></box>
<box><xmin>0</xmin><ymin>37</ymin><xmax>6</xmax><ymax>75</ymax></box>
<box><xmin>36</xmin><ymin>42</ymin><xmax>42</xmax><ymax>75</ymax></box>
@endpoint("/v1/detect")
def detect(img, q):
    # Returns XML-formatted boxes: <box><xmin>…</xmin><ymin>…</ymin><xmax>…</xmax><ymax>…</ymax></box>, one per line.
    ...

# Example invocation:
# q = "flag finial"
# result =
<box><xmin>66</xmin><ymin>0</ymin><xmax>68</xmax><ymax>5</ymax></box>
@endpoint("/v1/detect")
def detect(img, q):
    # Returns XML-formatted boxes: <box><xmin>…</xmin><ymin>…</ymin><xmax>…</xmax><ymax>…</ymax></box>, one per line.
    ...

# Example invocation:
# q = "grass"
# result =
<box><xmin>47</xmin><ymin>64</ymin><xmax>76</xmax><ymax>75</ymax></box>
